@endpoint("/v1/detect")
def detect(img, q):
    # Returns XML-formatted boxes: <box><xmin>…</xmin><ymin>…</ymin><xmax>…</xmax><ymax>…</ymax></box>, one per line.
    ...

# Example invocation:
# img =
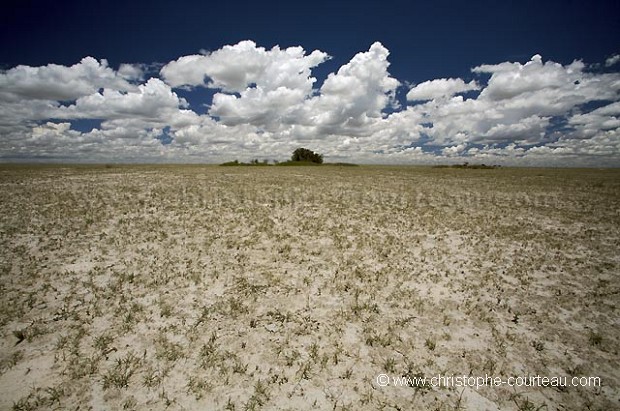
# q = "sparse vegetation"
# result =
<box><xmin>220</xmin><ymin>159</ymin><xmax>273</xmax><ymax>166</ymax></box>
<box><xmin>434</xmin><ymin>161</ymin><xmax>500</xmax><ymax>169</ymax></box>
<box><xmin>0</xmin><ymin>164</ymin><xmax>618</xmax><ymax>410</ymax></box>
<box><xmin>221</xmin><ymin>148</ymin><xmax>328</xmax><ymax>166</ymax></box>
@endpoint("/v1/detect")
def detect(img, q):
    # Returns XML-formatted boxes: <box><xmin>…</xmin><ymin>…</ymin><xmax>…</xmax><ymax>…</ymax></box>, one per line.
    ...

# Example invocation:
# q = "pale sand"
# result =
<box><xmin>0</xmin><ymin>165</ymin><xmax>618</xmax><ymax>410</ymax></box>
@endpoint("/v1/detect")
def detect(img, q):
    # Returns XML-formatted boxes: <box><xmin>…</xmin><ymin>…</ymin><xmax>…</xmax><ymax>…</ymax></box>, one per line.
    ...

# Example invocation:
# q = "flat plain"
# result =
<box><xmin>0</xmin><ymin>165</ymin><xmax>618</xmax><ymax>410</ymax></box>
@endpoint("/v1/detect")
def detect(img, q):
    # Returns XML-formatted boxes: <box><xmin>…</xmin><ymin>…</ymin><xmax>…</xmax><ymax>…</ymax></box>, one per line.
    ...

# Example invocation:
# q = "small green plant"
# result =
<box><xmin>225</xmin><ymin>398</ymin><xmax>236</xmax><ymax>411</ymax></box>
<box><xmin>402</xmin><ymin>362</ymin><xmax>432</xmax><ymax>392</ymax></box>
<box><xmin>297</xmin><ymin>361</ymin><xmax>312</xmax><ymax>380</ymax></box>
<box><xmin>232</xmin><ymin>358</ymin><xmax>248</xmax><ymax>374</ymax></box>
<box><xmin>94</xmin><ymin>333</ymin><xmax>115</xmax><ymax>354</ymax></box>
<box><xmin>142</xmin><ymin>366</ymin><xmax>167</xmax><ymax>389</ymax></box>
<box><xmin>102</xmin><ymin>352</ymin><xmax>141</xmax><ymax>390</ymax></box>
<box><xmin>588</xmin><ymin>330</ymin><xmax>603</xmax><ymax>347</ymax></box>
<box><xmin>244</xmin><ymin>379</ymin><xmax>269</xmax><ymax>409</ymax></box>
<box><xmin>44</xmin><ymin>386</ymin><xmax>63</xmax><ymax>406</ymax></box>
<box><xmin>155</xmin><ymin>335</ymin><xmax>185</xmax><ymax>362</ymax></box>
<box><xmin>510</xmin><ymin>392</ymin><xmax>547</xmax><ymax>411</ymax></box>
<box><xmin>383</xmin><ymin>357</ymin><xmax>396</xmax><ymax>373</ymax></box>
<box><xmin>122</xmin><ymin>396</ymin><xmax>138</xmax><ymax>410</ymax></box>
<box><xmin>186</xmin><ymin>375</ymin><xmax>211</xmax><ymax>399</ymax></box>
<box><xmin>531</xmin><ymin>340</ymin><xmax>545</xmax><ymax>352</ymax></box>
<box><xmin>309</xmin><ymin>342</ymin><xmax>319</xmax><ymax>362</ymax></box>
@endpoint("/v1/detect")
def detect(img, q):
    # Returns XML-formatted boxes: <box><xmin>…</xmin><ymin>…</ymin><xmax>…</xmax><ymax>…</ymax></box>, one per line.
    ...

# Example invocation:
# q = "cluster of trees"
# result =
<box><xmin>291</xmin><ymin>148</ymin><xmax>323</xmax><ymax>164</ymax></box>
<box><xmin>220</xmin><ymin>148</ymin><xmax>324</xmax><ymax>166</ymax></box>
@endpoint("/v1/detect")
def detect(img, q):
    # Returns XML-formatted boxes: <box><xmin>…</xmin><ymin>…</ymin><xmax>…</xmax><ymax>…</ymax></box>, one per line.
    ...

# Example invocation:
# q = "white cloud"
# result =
<box><xmin>0</xmin><ymin>45</ymin><xmax>619</xmax><ymax>165</ymax></box>
<box><xmin>160</xmin><ymin>40</ymin><xmax>329</xmax><ymax>93</ymax></box>
<box><xmin>413</xmin><ymin>54</ymin><xmax>620</xmax><ymax>147</ymax></box>
<box><xmin>159</xmin><ymin>55</ymin><xmax>211</xmax><ymax>89</ymax></box>
<box><xmin>0</xmin><ymin>98</ymin><xmax>60</xmax><ymax>126</ymax></box>
<box><xmin>0</xmin><ymin>57</ymin><xmax>135</xmax><ymax>101</ymax></box>
<box><xmin>442</xmin><ymin>143</ymin><xmax>467</xmax><ymax>156</ymax></box>
<box><xmin>162</xmin><ymin>40</ymin><xmax>332</xmax><ymax>133</ymax></box>
<box><xmin>473</xmin><ymin>55</ymin><xmax>582</xmax><ymax>101</ymax></box>
<box><xmin>209</xmin><ymin>86</ymin><xmax>307</xmax><ymax>127</ymax></box>
<box><xmin>118</xmin><ymin>63</ymin><xmax>145</xmax><ymax>81</ymax></box>
<box><xmin>209</xmin><ymin>41</ymin><xmax>400</xmax><ymax>138</ymax></box>
<box><xmin>568</xmin><ymin>101</ymin><xmax>620</xmax><ymax>139</ymax></box>
<box><xmin>302</xmin><ymin>42</ymin><xmax>399</xmax><ymax>133</ymax></box>
<box><xmin>483</xmin><ymin>115</ymin><xmax>550</xmax><ymax>143</ymax></box>
<box><xmin>606</xmin><ymin>54</ymin><xmax>620</xmax><ymax>67</ymax></box>
<box><xmin>31</xmin><ymin>122</ymin><xmax>74</xmax><ymax>138</ymax></box>
<box><xmin>57</xmin><ymin>78</ymin><xmax>194</xmax><ymax>124</ymax></box>
<box><xmin>407</xmin><ymin>78</ymin><xmax>479</xmax><ymax>101</ymax></box>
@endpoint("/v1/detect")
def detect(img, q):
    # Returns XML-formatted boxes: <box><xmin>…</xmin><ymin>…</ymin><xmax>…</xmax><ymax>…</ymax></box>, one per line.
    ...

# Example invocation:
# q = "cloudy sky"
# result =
<box><xmin>1</xmin><ymin>0</ymin><xmax>619</xmax><ymax>166</ymax></box>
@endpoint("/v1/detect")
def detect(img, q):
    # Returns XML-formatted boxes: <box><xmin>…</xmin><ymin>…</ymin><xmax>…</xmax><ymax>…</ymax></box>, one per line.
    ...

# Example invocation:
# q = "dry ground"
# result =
<box><xmin>0</xmin><ymin>165</ymin><xmax>618</xmax><ymax>410</ymax></box>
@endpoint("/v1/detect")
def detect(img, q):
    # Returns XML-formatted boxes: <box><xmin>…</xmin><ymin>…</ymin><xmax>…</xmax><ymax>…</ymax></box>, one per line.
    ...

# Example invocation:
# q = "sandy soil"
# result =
<box><xmin>0</xmin><ymin>165</ymin><xmax>618</xmax><ymax>410</ymax></box>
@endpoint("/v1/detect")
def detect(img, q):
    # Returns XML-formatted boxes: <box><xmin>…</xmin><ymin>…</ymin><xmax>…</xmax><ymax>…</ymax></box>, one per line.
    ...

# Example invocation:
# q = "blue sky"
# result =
<box><xmin>1</xmin><ymin>0</ymin><xmax>619</xmax><ymax>165</ymax></box>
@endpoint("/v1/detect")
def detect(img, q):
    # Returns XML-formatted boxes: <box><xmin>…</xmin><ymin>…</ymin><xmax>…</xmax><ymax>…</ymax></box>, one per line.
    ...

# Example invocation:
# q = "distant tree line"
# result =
<box><xmin>220</xmin><ymin>148</ymin><xmax>325</xmax><ymax>166</ymax></box>
<box><xmin>433</xmin><ymin>161</ymin><xmax>500</xmax><ymax>169</ymax></box>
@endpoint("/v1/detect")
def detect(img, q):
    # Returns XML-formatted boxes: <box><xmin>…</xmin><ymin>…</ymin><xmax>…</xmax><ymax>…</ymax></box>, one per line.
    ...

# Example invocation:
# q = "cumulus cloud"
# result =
<box><xmin>407</xmin><ymin>78</ymin><xmax>479</xmax><ymax>101</ymax></box>
<box><xmin>118</xmin><ymin>63</ymin><xmax>146</xmax><ymax>81</ymax></box>
<box><xmin>209</xmin><ymin>41</ymin><xmax>399</xmax><ymax>136</ymax></box>
<box><xmin>412</xmin><ymin>54</ymin><xmax>620</xmax><ymax>147</ymax></box>
<box><xmin>162</xmin><ymin>40</ymin><xmax>333</xmax><ymax>132</ymax></box>
<box><xmin>31</xmin><ymin>122</ymin><xmax>75</xmax><ymax>138</ymax></box>
<box><xmin>0</xmin><ymin>43</ymin><xmax>619</xmax><ymax>166</ymax></box>
<box><xmin>302</xmin><ymin>42</ymin><xmax>399</xmax><ymax>133</ymax></box>
<box><xmin>160</xmin><ymin>40</ymin><xmax>329</xmax><ymax>93</ymax></box>
<box><xmin>209</xmin><ymin>86</ymin><xmax>307</xmax><ymax>127</ymax></box>
<box><xmin>442</xmin><ymin>143</ymin><xmax>467</xmax><ymax>156</ymax></box>
<box><xmin>483</xmin><ymin>115</ymin><xmax>550</xmax><ymax>143</ymax></box>
<box><xmin>57</xmin><ymin>78</ymin><xmax>194</xmax><ymax>124</ymax></box>
<box><xmin>605</xmin><ymin>54</ymin><xmax>620</xmax><ymax>67</ymax></box>
<box><xmin>567</xmin><ymin>101</ymin><xmax>620</xmax><ymax>141</ymax></box>
<box><xmin>0</xmin><ymin>57</ymin><xmax>135</xmax><ymax>101</ymax></box>
<box><xmin>473</xmin><ymin>55</ymin><xmax>583</xmax><ymax>101</ymax></box>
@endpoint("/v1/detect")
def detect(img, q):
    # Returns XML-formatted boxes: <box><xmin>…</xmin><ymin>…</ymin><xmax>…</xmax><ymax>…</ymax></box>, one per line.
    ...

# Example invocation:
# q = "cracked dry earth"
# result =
<box><xmin>0</xmin><ymin>165</ymin><xmax>619</xmax><ymax>410</ymax></box>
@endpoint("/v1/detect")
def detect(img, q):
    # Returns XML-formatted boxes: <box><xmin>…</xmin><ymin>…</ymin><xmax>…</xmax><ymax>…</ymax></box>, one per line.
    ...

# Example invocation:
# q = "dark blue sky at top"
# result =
<box><xmin>2</xmin><ymin>0</ymin><xmax>619</xmax><ymax>86</ymax></box>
